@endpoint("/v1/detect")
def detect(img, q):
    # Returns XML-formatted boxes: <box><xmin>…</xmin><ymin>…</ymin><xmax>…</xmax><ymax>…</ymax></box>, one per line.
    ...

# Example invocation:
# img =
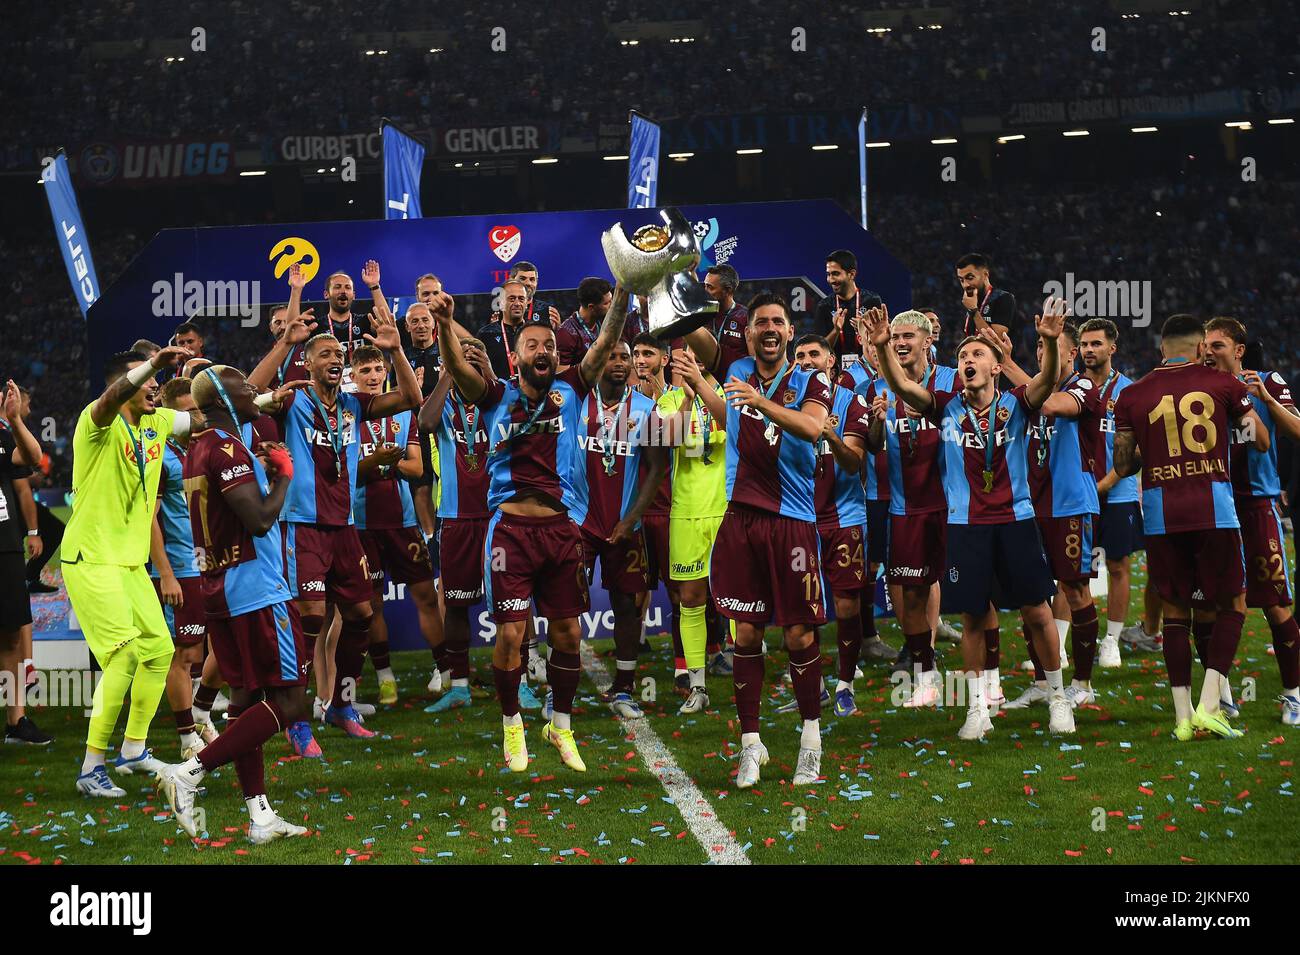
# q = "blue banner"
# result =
<box><xmin>858</xmin><ymin>109</ymin><xmax>869</xmax><ymax>231</ymax></box>
<box><xmin>627</xmin><ymin>113</ymin><xmax>660</xmax><ymax>209</ymax></box>
<box><xmin>43</xmin><ymin>152</ymin><xmax>100</xmax><ymax>317</ymax></box>
<box><xmin>382</xmin><ymin>122</ymin><xmax>425</xmax><ymax>220</ymax></box>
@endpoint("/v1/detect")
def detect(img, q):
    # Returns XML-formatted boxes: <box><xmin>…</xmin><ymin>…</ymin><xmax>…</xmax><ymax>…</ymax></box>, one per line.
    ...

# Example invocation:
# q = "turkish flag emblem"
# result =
<box><xmin>489</xmin><ymin>225</ymin><xmax>521</xmax><ymax>263</ymax></box>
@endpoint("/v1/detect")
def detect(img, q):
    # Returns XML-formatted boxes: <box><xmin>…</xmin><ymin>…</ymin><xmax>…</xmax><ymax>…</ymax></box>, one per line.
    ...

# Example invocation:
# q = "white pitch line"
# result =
<box><xmin>578</xmin><ymin>642</ymin><xmax>750</xmax><ymax>865</ymax></box>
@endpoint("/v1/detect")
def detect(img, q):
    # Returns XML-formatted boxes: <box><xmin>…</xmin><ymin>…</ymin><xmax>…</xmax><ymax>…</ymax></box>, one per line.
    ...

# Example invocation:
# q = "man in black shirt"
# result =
<box><xmin>508</xmin><ymin>261</ymin><xmax>562</xmax><ymax>328</ymax></box>
<box><xmin>955</xmin><ymin>252</ymin><xmax>1018</xmax><ymax>341</ymax></box>
<box><xmin>476</xmin><ymin>279</ymin><xmax>532</xmax><ymax>380</ymax></box>
<box><xmin>812</xmin><ymin>249</ymin><xmax>881</xmax><ymax>362</ymax></box>
<box><xmin>404</xmin><ymin>302</ymin><xmax>441</xmax><ymax>398</ymax></box>
<box><xmin>0</xmin><ymin>380</ymin><xmax>51</xmax><ymax>744</ymax></box>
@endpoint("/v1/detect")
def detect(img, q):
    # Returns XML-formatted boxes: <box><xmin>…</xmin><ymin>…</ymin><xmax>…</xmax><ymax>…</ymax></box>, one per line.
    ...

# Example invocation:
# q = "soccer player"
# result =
<box><xmin>157</xmin><ymin>365</ymin><xmax>310</xmax><ymax>843</ymax></box>
<box><xmin>865</xmin><ymin>299</ymin><xmax>1076</xmax><ymax>740</ymax></box>
<box><xmin>955</xmin><ymin>253</ymin><xmax>1017</xmax><ymax>340</ymax></box>
<box><xmin>0</xmin><ymin>380</ymin><xmax>50</xmax><ymax>744</ymax></box>
<box><xmin>148</xmin><ymin>377</ymin><xmax>217</xmax><ymax>760</ymax></box>
<box><xmin>420</xmin><ymin>337</ymin><xmax>499</xmax><ymax>712</ymax></box>
<box><xmin>63</xmin><ymin>344</ymin><xmax>198</xmax><ymax>796</ymax></box>
<box><xmin>863</xmin><ymin>311</ymin><xmax>959</xmax><ymax>708</ymax></box>
<box><xmin>794</xmin><ymin>334</ymin><xmax>873</xmax><ymax>716</ymax></box>
<box><xmin>659</xmin><ymin>347</ymin><xmax>728</xmax><ymax>714</ymax></box>
<box><xmin>683</xmin><ymin>291</ymin><xmax>833</xmax><ymax>788</ymax></box>
<box><xmin>992</xmin><ymin>323</ymin><xmax>1106</xmax><ymax>709</ymax></box>
<box><xmin>1079</xmin><ymin>318</ymin><xmax>1142</xmax><ymax>668</ymax></box>
<box><xmin>248</xmin><ymin>300</ymin><xmax>421</xmax><ymax>750</ymax></box>
<box><xmin>1112</xmin><ymin>313</ymin><xmax>1268</xmax><ymax>740</ymax></box>
<box><xmin>275</xmin><ymin>261</ymin><xmax>379</xmax><ymax>390</ymax></box>
<box><xmin>435</xmin><ymin>280</ymin><xmax>630</xmax><ymax>773</ymax></box>
<box><xmin>556</xmin><ymin>277</ymin><xmax>614</xmax><ymax>368</ymax></box>
<box><xmin>350</xmin><ymin>345</ymin><xmax>441</xmax><ymax>707</ymax></box>
<box><xmin>1202</xmin><ymin>317</ymin><xmax>1300</xmax><ymax>724</ymax></box>
<box><xmin>574</xmin><ymin>340</ymin><xmax>667</xmax><ymax>718</ymax></box>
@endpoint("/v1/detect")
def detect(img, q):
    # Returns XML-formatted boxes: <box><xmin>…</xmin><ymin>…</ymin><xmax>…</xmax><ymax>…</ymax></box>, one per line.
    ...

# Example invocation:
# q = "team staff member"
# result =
<box><xmin>955</xmin><ymin>253</ymin><xmax>1017</xmax><ymax>340</ymax></box>
<box><xmin>813</xmin><ymin>250</ymin><xmax>880</xmax><ymax>362</ymax></box>
<box><xmin>477</xmin><ymin>279</ymin><xmax>533</xmax><ymax>380</ymax></box>
<box><xmin>703</xmin><ymin>265</ymin><xmax>748</xmax><ymax>363</ymax></box>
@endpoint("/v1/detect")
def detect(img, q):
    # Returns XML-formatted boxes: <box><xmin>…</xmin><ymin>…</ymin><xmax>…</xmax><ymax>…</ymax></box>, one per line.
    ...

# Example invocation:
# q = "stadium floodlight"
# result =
<box><xmin>1063</xmin><ymin>130</ymin><xmax>1090</xmax><ymax>137</ymax></box>
<box><xmin>811</xmin><ymin>144</ymin><xmax>839</xmax><ymax>151</ymax></box>
<box><xmin>428</xmin><ymin>48</ymin><xmax>444</xmax><ymax>53</ymax></box>
<box><xmin>1267</xmin><ymin>118</ymin><xmax>1294</xmax><ymax>125</ymax></box>
<box><xmin>997</xmin><ymin>134</ymin><xmax>1027</xmax><ymax>143</ymax></box>
<box><xmin>931</xmin><ymin>137</ymin><xmax>958</xmax><ymax>144</ymax></box>
<box><xmin>532</xmin><ymin>157</ymin><xmax>559</xmax><ymax>165</ymax></box>
<box><xmin>667</xmin><ymin>152</ymin><xmax>694</xmax><ymax>159</ymax></box>
<box><xmin>316</xmin><ymin>168</ymin><xmax>326</xmax><ymax>173</ymax></box>
<box><xmin>454</xmin><ymin>162</ymin><xmax>463</xmax><ymax>168</ymax></box>
<box><xmin>603</xmin><ymin>154</ymin><xmax>629</xmax><ymax>161</ymax></box>
<box><xmin>620</xmin><ymin>39</ymin><xmax>639</xmax><ymax>45</ymax></box>
<box><xmin>736</xmin><ymin>148</ymin><xmax>762</xmax><ymax>155</ymax></box>
<box><xmin>1131</xmin><ymin>126</ymin><xmax>1158</xmax><ymax>133</ymax></box>
<box><xmin>866</xmin><ymin>27</ymin><xmax>891</xmax><ymax>34</ymax></box>
<box><xmin>365</xmin><ymin>50</ymin><xmax>376</xmax><ymax>55</ymax></box>
<box><xmin>865</xmin><ymin>141</ymin><xmax>891</xmax><ymax>148</ymax></box>
<box><xmin>238</xmin><ymin>170</ymin><xmax>267</xmax><ymax>177</ymax></box>
<box><xmin>1224</xmin><ymin>121</ymin><xmax>1252</xmax><ymax>129</ymax></box>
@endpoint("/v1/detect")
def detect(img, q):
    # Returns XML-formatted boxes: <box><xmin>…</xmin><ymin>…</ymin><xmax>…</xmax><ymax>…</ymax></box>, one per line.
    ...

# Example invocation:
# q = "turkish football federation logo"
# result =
<box><xmin>489</xmin><ymin>226</ymin><xmax>521</xmax><ymax>263</ymax></box>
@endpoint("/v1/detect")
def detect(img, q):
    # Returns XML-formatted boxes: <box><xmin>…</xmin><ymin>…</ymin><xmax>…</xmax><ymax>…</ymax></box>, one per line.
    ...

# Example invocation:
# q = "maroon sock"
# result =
<box><xmin>861</xmin><ymin>599</ymin><xmax>877</xmax><ymax>641</ymax></box>
<box><xmin>984</xmin><ymin>628</ymin><xmax>1000</xmax><ymax>670</ymax></box>
<box><xmin>174</xmin><ymin>708</ymin><xmax>196</xmax><ymax>737</ymax></box>
<box><xmin>369</xmin><ymin>639</ymin><xmax>391</xmax><ymax>673</ymax></box>
<box><xmin>1071</xmin><ymin>604</ymin><xmax>1100</xmax><ymax>682</ymax></box>
<box><xmin>226</xmin><ymin>702</ymin><xmax>246</xmax><ymax>721</ymax></box>
<box><xmin>905</xmin><ymin>631</ymin><xmax>935</xmax><ymax>672</ymax></box>
<box><xmin>1026</xmin><ymin>628</ymin><xmax>1047</xmax><ymax>682</ymax></box>
<box><xmin>789</xmin><ymin>642</ymin><xmax>824</xmax><ymax>721</ymax></box>
<box><xmin>194</xmin><ymin>684</ymin><xmax>219</xmax><ymax>714</ymax></box>
<box><xmin>611</xmin><ymin>660</ymin><xmax>637</xmax><ymax>693</ymax></box>
<box><xmin>732</xmin><ymin>647</ymin><xmax>764</xmax><ymax>734</ymax></box>
<box><xmin>1271</xmin><ymin>617</ymin><xmax>1300</xmax><ymax>689</ymax></box>
<box><xmin>1207</xmin><ymin>610</ymin><xmax>1244</xmax><ymax>675</ymax></box>
<box><xmin>1163</xmin><ymin>618</ymin><xmax>1193</xmax><ymax>687</ymax></box>
<box><xmin>547</xmin><ymin>650</ymin><xmax>582</xmax><ymax>715</ymax></box>
<box><xmin>189</xmin><ymin>661</ymin><xmax>202</xmax><ymax>680</ymax></box>
<box><xmin>332</xmin><ymin>617</ymin><xmax>371</xmax><ymax>708</ymax></box>
<box><xmin>1192</xmin><ymin>620</ymin><xmax>1214</xmax><ymax>668</ymax></box>
<box><xmin>705</xmin><ymin>604</ymin><xmax>723</xmax><ymax>655</ymax></box>
<box><xmin>431</xmin><ymin>641</ymin><xmax>449</xmax><ymax>672</ymax></box>
<box><xmin>233</xmin><ymin>746</ymin><xmax>265</xmax><ymax>798</ymax></box>
<box><xmin>671</xmin><ymin>610</ymin><xmax>686</xmax><ymax>671</ymax></box>
<box><xmin>198</xmin><ymin>700</ymin><xmax>284</xmax><ymax>772</ymax></box>
<box><xmin>836</xmin><ymin>612</ymin><xmax>864</xmax><ymax>683</ymax></box>
<box><xmin>493</xmin><ymin>665</ymin><xmax>522</xmax><ymax>717</ymax></box>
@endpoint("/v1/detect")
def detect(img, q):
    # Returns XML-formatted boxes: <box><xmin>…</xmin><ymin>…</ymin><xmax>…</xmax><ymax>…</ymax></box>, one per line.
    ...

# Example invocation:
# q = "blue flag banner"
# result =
<box><xmin>43</xmin><ymin>152</ymin><xmax>100</xmax><ymax>317</ymax></box>
<box><xmin>383</xmin><ymin>122</ymin><xmax>425</xmax><ymax>221</ymax></box>
<box><xmin>627</xmin><ymin>113</ymin><xmax>660</xmax><ymax>209</ymax></box>
<box><xmin>858</xmin><ymin>109</ymin><xmax>869</xmax><ymax>230</ymax></box>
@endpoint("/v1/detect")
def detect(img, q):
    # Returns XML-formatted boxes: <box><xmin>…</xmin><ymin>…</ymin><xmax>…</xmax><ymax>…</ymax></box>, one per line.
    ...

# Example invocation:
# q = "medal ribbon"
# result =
<box><xmin>307</xmin><ymin>385</ymin><xmax>345</xmax><ymax>473</ymax></box>
<box><xmin>962</xmin><ymin>391</ymin><xmax>1000</xmax><ymax>491</ymax></box>
<box><xmin>119</xmin><ymin>414</ymin><xmax>148</xmax><ymax>502</ymax></box>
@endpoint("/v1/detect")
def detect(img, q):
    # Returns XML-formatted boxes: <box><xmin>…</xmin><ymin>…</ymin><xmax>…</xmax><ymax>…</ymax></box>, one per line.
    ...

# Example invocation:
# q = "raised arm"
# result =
<box><xmin>90</xmin><ymin>347</ymin><xmax>190</xmax><ymax>429</ymax></box>
<box><xmin>1024</xmin><ymin>298</ymin><xmax>1066</xmax><ymax>410</ymax></box>
<box><xmin>579</xmin><ymin>285</ymin><xmax>631</xmax><ymax>388</ymax></box>
<box><xmin>418</xmin><ymin>365</ymin><xmax>456</xmax><ymax>436</ymax></box>
<box><xmin>3</xmin><ymin>381</ymin><xmax>40</xmax><ymax>466</ymax></box>
<box><xmin>863</xmin><ymin>305</ymin><xmax>934</xmax><ymax>416</ymax></box>
<box><xmin>431</xmin><ymin>292</ymin><xmax>486</xmax><ymax>405</ymax></box>
<box><xmin>362</xmin><ymin>302</ymin><xmax>421</xmax><ymax>418</ymax></box>
<box><xmin>249</xmin><ymin>313</ymin><xmax>316</xmax><ymax>392</ymax></box>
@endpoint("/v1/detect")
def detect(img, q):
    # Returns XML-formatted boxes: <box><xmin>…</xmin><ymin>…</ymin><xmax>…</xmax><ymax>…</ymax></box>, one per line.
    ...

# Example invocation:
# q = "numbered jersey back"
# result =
<box><xmin>1113</xmin><ymin>362</ymin><xmax>1253</xmax><ymax>535</ymax></box>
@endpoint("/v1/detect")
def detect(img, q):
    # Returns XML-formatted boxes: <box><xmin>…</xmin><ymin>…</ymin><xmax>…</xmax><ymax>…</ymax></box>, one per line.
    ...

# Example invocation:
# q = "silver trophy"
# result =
<box><xmin>601</xmin><ymin>207</ymin><xmax>718</xmax><ymax>339</ymax></box>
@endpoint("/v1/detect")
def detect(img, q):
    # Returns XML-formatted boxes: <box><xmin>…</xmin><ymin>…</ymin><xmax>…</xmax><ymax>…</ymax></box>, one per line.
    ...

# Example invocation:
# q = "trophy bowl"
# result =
<box><xmin>601</xmin><ymin>207</ymin><xmax>718</xmax><ymax>339</ymax></box>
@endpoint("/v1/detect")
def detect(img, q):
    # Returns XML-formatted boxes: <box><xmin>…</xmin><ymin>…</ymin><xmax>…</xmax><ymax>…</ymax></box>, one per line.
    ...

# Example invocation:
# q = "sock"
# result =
<box><xmin>741</xmin><ymin>731</ymin><xmax>761</xmax><ymax>749</ymax></box>
<box><xmin>800</xmin><ymin>718</ymin><xmax>821</xmax><ymax>751</ymax></box>
<box><xmin>1269</xmin><ymin>617</ymin><xmax>1300</xmax><ymax>691</ymax></box>
<box><xmin>1172</xmin><ymin>685</ymin><xmax>1194</xmax><ymax>723</ymax></box>
<box><xmin>705</xmin><ymin>604</ymin><xmax>724</xmax><ymax>654</ymax></box>
<box><xmin>688</xmin><ymin>667</ymin><xmax>706</xmax><ymax>689</ymax></box>
<box><xmin>120</xmin><ymin>738</ymin><xmax>145</xmax><ymax>760</ymax></box>
<box><xmin>984</xmin><ymin>667</ymin><xmax>1002</xmax><ymax>701</ymax></box>
<box><xmin>670</xmin><ymin>608</ymin><xmax>686</xmax><ymax>671</ymax></box>
<box><xmin>81</xmin><ymin>750</ymin><xmax>106</xmax><ymax>775</ymax></box>
<box><xmin>331</xmin><ymin>617</ymin><xmax>371</xmax><ymax>708</ymax></box>
<box><xmin>1162</xmin><ymin>618</ymin><xmax>1193</xmax><ymax>688</ymax></box>
<box><xmin>788</xmin><ymin>642</ymin><xmax>824</xmax><ymax>722</ymax></box>
<box><xmin>193</xmin><ymin>683</ymin><xmax>219</xmax><ymax>714</ymax></box>
<box><xmin>905</xmin><ymin>631</ymin><xmax>935</xmax><ymax>672</ymax></box>
<box><xmin>1192</xmin><ymin>619</ymin><xmax>1214</xmax><ymax>668</ymax></box>
<box><xmin>835</xmin><ymin>612</ymin><xmax>863</xmax><ymax>685</ymax></box>
<box><xmin>967</xmin><ymin>673</ymin><xmax>986</xmax><ymax>712</ymax></box>
<box><xmin>733</xmin><ymin>647</ymin><xmax>765</xmax><ymax>735</ymax></box>
<box><xmin>1199</xmin><ymin>668</ymin><xmax>1223</xmax><ymax>713</ymax></box>
<box><xmin>1070</xmin><ymin>604</ymin><xmax>1100</xmax><ymax>682</ymax></box>
<box><xmin>1026</xmin><ymin>629</ymin><xmax>1047</xmax><ymax>681</ymax></box>
<box><xmin>1106</xmin><ymin>620</ymin><xmax>1123</xmax><ymax>640</ymax></box>
<box><xmin>493</xmin><ymin>664</ymin><xmax>522</xmax><ymax>718</ymax></box>
<box><xmin>198</xmin><ymin>700</ymin><xmax>284</xmax><ymax>772</ymax></box>
<box><xmin>679</xmin><ymin>604</ymin><xmax>709</xmax><ymax>671</ymax></box>
<box><xmin>984</xmin><ymin>627</ymin><xmax>1000</xmax><ymax>670</ymax></box>
<box><xmin>430</xmin><ymin>641</ymin><xmax>447</xmax><ymax>674</ymax></box>
<box><xmin>547</xmin><ymin>649</ymin><xmax>582</xmax><ymax>718</ymax></box>
<box><xmin>1043</xmin><ymin>667</ymin><xmax>1065</xmax><ymax>700</ymax></box>
<box><xmin>1054</xmin><ymin>618</ymin><xmax>1070</xmax><ymax>660</ymax></box>
<box><xmin>234</xmin><ymin>746</ymin><xmax>265</xmax><ymax>800</ymax></box>
<box><xmin>612</xmin><ymin>658</ymin><xmax>636</xmax><ymax>694</ymax></box>
<box><xmin>528</xmin><ymin>640</ymin><xmax>542</xmax><ymax>664</ymax></box>
<box><xmin>1207</xmin><ymin>610</ymin><xmax>1244</xmax><ymax>675</ymax></box>
<box><xmin>370</xmin><ymin>639</ymin><xmax>392</xmax><ymax>675</ymax></box>
<box><xmin>173</xmin><ymin>708</ymin><xmax>196</xmax><ymax>738</ymax></box>
<box><xmin>245</xmin><ymin>792</ymin><xmax>276</xmax><ymax>827</ymax></box>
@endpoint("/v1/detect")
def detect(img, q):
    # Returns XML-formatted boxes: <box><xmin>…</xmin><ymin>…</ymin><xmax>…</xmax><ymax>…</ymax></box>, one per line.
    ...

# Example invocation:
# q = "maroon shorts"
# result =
<box><xmin>582</xmin><ymin>528</ymin><xmax>650</xmax><ymax>594</ymax></box>
<box><xmin>439</xmin><ymin>516</ymin><xmax>489</xmax><ymax>606</ymax></box>
<box><xmin>1037</xmin><ymin>513</ymin><xmax>1098</xmax><ymax>583</ymax></box>
<box><xmin>818</xmin><ymin>524</ymin><xmax>867</xmax><ymax>594</ymax></box>
<box><xmin>208</xmin><ymin>601</ymin><xmax>308</xmax><ymax>691</ymax></box>
<box><xmin>642</xmin><ymin>512</ymin><xmax>672</xmax><ymax>588</ymax></box>
<box><xmin>886</xmin><ymin>510</ymin><xmax>948</xmax><ymax>586</ymax></box>
<box><xmin>485</xmin><ymin>511</ymin><xmax>590</xmax><ymax>623</ymax></box>
<box><xmin>154</xmin><ymin>576</ymin><xmax>208</xmax><ymax>647</ymax></box>
<box><xmin>1239</xmin><ymin>500</ymin><xmax>1293</xmax><ymax>608</ymax></box>
<box><xmin>286</xmin><ymin>523</ymin><xmax>373</xmax><ymax>607</ymax></box>
<box><xmin>1147</xmin><ymin>528</ymin><xmax>1246</xmax><ymax>607</ymax></box>
<box><xmin>710</xmin><ymin>504</ymin><xmax>829</xmax><ymax>627</ymax></box>
<box><xmin>359</xmin><ymin>526</ymin><xmax>435</xmax><ymax>587</ymax></box>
